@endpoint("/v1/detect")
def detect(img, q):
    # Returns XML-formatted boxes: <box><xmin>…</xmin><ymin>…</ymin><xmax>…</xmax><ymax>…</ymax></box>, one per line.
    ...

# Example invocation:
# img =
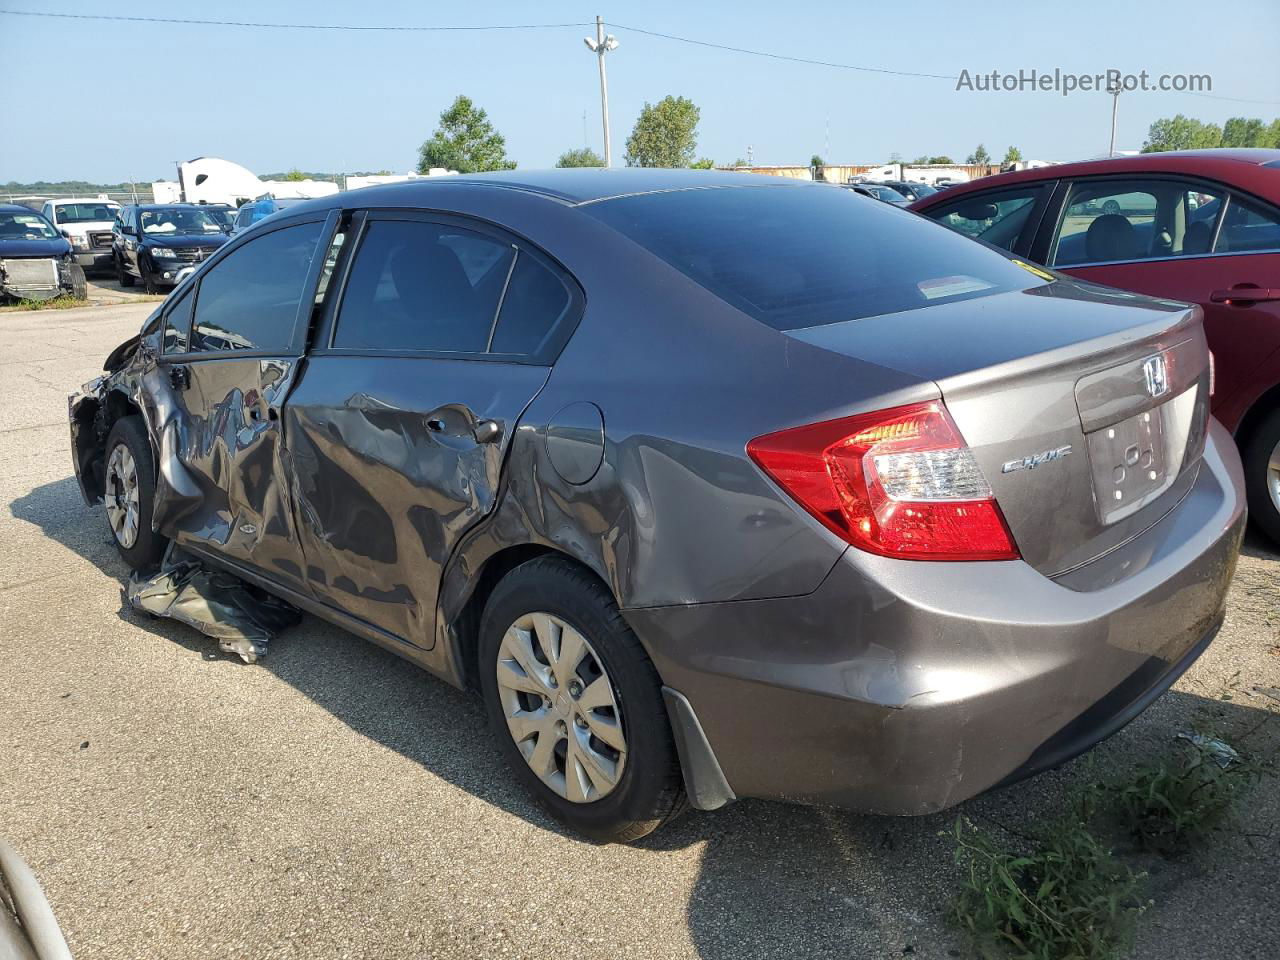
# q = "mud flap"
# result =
<box><xmin>124</xmin><ymin>544</ymin><xmax>301</xmax><ymax>663</ymax></box>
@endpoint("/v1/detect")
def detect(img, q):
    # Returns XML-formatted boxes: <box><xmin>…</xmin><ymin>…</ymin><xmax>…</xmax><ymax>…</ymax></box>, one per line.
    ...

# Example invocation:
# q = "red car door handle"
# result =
<box><xmin>1210</xmin><ymin>286</ymin><xmax>1280</xmax><ymax>304</ymax></box>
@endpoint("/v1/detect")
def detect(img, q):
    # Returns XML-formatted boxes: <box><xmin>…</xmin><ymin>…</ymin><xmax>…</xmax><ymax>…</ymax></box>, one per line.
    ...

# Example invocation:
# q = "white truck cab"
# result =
<box><xmin>40</xmin><ymin>197</ymin><xmax>120</xmax><ymax>274</ymax></box>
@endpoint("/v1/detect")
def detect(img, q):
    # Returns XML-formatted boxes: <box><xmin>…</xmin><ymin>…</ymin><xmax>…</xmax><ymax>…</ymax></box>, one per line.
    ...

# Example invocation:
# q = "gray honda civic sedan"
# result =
<box><xmin>69</xmin><ymin>170</ymin><xmax>1245</xmax><ymax>842</ymax></box>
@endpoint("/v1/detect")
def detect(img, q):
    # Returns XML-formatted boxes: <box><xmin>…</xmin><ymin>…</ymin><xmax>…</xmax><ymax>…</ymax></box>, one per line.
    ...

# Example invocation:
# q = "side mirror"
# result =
<box><xmin>60</xmin><ymin>229</ymin><xmax>71</xmax><ymax>239</ymax></box>
<box><xmin>122</xmin><ymin>226</ymin><xmax>136</xmax><ymax>236</ymax></box>
<box><xmin>956</xmin><ymin>202</ymin><xmax>999</xmax><ymax>221</ymax></box>
<box><xmin>221</xmin><ymin>223</ymin><xmax>234</xmax><ymax>234</ymax></box>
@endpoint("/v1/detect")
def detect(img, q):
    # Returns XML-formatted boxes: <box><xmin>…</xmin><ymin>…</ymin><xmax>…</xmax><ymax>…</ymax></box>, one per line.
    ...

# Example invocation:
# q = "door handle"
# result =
<box><xmin>425</xmin><ymin>417</ymin><xmax>446</xmax><ymax>433</ymax></box>
<box><xmin>1210</xmin><ymin>285</ymin><xmax>1280</xmax><ymax>305</ymax></box>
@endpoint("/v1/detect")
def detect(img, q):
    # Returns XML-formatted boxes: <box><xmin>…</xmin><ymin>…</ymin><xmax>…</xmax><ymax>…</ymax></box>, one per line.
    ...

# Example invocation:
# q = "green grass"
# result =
<box><xmin>947</xmin><ymin>810</ymin><xmax>1147</xmax><ymax>960</ymax></box>
<box><xmin>1111</xmin><ymin>733</ymin><xmax>1267</xmax><ymax>856</ymax></box>
<box><xmin>0</xmin><ymin>294</ymin><xmax>87</xmax><ymax>312</ymax></box>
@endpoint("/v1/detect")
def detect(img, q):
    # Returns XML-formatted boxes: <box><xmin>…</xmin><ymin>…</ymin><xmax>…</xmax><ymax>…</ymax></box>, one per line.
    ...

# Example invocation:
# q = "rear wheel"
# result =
<box><xmin>104</xmin><ymin>416</ymin><xmax>168</xmax><ymax>570</ymax></box>
<box><xmin>116</xmin><ymin>253</ymin><xmax>135</xmax><ymax>288</ymax></box>
<box><xmin>1245</xmin><ymin>409</ymin><xmax>1280</xmax><ymax>545</ymax></box>
<box><xmin>478</xmin><ymin>556</ymin><xmax>686</xmax><ymax>842</ymax></box>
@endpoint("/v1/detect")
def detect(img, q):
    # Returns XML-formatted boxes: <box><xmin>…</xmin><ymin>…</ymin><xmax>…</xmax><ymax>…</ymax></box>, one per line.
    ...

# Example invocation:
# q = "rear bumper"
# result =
<box><xmin>626</xmin><ymin>420</ymin><xmax>1246</xmax><ymax>814</ymax></box>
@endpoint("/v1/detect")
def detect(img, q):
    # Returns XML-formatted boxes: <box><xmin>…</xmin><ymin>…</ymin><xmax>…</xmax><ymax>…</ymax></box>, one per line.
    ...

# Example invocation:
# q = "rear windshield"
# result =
<box><xmin>585</xmin><ymin>185</ymin><xmax>1049</xmax><ymax>330</ymax></box>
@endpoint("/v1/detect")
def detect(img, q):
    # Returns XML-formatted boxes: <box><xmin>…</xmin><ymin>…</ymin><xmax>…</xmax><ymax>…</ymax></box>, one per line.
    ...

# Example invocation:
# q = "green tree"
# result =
<box><xmin>690</xmin><ymin>157</ymin><xmax>715</xmax><ymax>169</ymax></box>
<box><xmin>1002</xmin><ymin>145</ymin><xmax>1023</xmax><ymax>165</ymax></box>
<box><xmin>556</xmin><ymin>147</ymin><xmax>604</xmax><ymax>168</ymax></box>
<box><xmin>1268</xmin><ymin>119</ymin><xmax>1280</xmax><ymax>148</ymax></box>
<box><xmin>624</xmin><ymin>96</ymin><xmax>701</xmax><ymax>168</ymax></box>
<box><xmin>966</xmin><ymin>144</ymin><xmax>991</xmax><ymax>165</ymax></box>
<box><xmin>1142</xmin><ymin>114</ymin><xmax>1223</xmax><ymax>152</ymax></box>
<box><xmin>929</xmin><ymin>155</ymin><xmax>954</xmax><ymax>165</ymax></box>
<box><xmin>417</xmin><ymin>95</ymin><xmax>516</xmax><ymax>174</ymax></box>
<box><xmin>911</xmin><ymin>155</ymin><xmax>931</xmax><ymax>165</ymax></box>
<box><xmin>731</xmin><ymin>157</ymin><xmax>749</xmax><ymax>168</ymax></box>
<box><xmin>1222</xmin><ymin>116</ymin><xmax>1268</xmax><ymax>147</ymax></box>
<box><xmin>281</xmin><ymin>168</ymin><xmax>307</xmax><ymax>182</ymax></box>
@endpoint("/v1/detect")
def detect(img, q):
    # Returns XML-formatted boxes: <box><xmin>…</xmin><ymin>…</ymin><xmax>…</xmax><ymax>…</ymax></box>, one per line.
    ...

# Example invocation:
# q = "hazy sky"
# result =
<box><xmin>3</xmin><ymin>0</ymin><xmax>1279</xmax><ymax>183</ymax></box>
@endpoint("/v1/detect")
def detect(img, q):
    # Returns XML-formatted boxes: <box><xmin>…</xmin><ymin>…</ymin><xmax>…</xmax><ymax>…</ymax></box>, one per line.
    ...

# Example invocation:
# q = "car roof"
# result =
<box><xmin>910</xmin><ymin>148</ymin><xmax>1280</xmax><ymax>209</ymax></box>
<box><xmin>333</xmin><ymin>168</ymin><xmax>806</xmax><ymax>208</ymax></box>
<box><xmin>0</xmin><ymin>203</ymin><xmax>41</xmax><ymax>213</ymax></box>
<box><xmin>51</xmin><ymin>197</ymin><xmax>120</xmax><ymax>204</ymax></box>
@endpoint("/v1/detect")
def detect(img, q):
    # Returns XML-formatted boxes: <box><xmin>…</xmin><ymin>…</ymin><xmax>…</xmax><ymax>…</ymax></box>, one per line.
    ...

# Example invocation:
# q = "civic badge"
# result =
<box><xmin>1142</xmin><ymin>354</ymin><xmax>1169</xmax><ymax>399</ymax></box>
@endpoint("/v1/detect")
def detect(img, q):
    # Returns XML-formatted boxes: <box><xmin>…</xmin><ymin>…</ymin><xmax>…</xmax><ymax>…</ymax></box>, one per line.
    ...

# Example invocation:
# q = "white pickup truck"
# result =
<box><xmin>40</xmin><ymin>197</ymin><xmax>120</xmax><ymax>275</ymax></box>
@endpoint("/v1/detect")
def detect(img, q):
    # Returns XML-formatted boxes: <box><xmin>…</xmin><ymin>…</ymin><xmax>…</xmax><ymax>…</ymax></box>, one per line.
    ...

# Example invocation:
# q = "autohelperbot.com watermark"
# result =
<box><xmin>956</xmin><ymin>68</ymin><xmax>1212</xmax><ymax>96</ymax></box>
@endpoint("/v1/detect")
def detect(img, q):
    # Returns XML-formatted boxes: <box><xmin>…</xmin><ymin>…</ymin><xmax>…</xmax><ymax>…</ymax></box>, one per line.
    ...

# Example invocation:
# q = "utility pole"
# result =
<box><xmin>747</xmin><ymin>145</ymin><xmax>754</xmax><ymax>165</ymax></box>
<box><xmin>1107</xmin><ymin>81</ymin><xmax>1122</xmax><ymax>157</ymax></box>
<box><xmin>583</xmin><ymin>16</ymin><xmax>619</xmax><ymax>166</ymax></box>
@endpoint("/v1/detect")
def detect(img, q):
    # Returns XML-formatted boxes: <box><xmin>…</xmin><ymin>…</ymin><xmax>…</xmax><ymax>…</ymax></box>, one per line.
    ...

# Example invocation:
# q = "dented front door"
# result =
<box><xmin>152</xmin><ymin>216</ymin><xmax>336</xmax><ymax>594</ymax></box>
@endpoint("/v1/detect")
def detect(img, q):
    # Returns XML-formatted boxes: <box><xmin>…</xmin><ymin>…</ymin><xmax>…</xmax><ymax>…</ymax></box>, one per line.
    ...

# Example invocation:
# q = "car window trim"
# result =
<box><xmin>311</xmin><ymin>207</ymin><xmax>583</xmax><ymax>366</ymax></box>
<box><xmin>1213</xmin><ymin>191</ymin><xmax>1280</xmax><ymax>256</ymax></box>
<box><xmin>158</xmin><ymin>210</ymin><xmax>338</xmax><ymax>363</ymax></box>
<box><xmin>1040</xmin><ymin>173</ymin><xmax>1260</xmax><ymax>268</ymax></box>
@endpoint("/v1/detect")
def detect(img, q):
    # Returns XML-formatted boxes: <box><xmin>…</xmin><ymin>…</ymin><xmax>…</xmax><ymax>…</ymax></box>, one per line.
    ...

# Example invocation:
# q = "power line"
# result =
<box><xmin>608</xmin><ymin>22</ymin><xmax>959</xmax><ymax>81</ymax></box>
<box><xmin>3</xmin><ymin>7</ymin><xmax>1278</xmax><ymax>104</ymax></box>
<box><xmin>0</xmin><ymin>8</ymin><xmax>591</xmax><ymax>31</ymax></box>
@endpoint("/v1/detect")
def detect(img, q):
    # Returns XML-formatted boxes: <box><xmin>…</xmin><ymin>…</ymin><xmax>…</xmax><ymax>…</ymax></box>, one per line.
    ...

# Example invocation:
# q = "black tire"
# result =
<box><xmin>103</xmin><ymin>416</ymin><xmax>168</xmax><ymax>571</ymax></box>
<box><xmin>67</xmin><ymin>263</ymin><xmax>88</xmax><ymax>300</ymax></box>
<box><xmin>116</xmin><ymin>253</ymin><xmax>135</xmax><ymax>288</ymax></box>
<box><xmin>1244</xmin><ymin>408</ymin><xmax>1280</xmax><ymax>545</ymax></box>
<box><xmin>140</xmin><ymin>259</ymin><xmax>158</xmax><ymax>296</ymax></box>
<box><xmin>478</xmin><ymin>556</ymin><xmax>686</xmax><ymax>843</ymax></box>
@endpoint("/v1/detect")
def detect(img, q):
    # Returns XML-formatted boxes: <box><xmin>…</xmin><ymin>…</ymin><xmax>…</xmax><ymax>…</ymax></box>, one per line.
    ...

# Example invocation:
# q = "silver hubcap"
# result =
<box><xmin>1268</xmin><ymin>439</ymin><xmax>1280</xmax><ymax>517</ymax></box>
<box><xmin>495</xmin><ymin>612</ymin><xmax>627</xmax><ymax>803</ymax></box>
<box><xmin>105</xmin><ymin>442</ymin><xmax>141</xmax><ymax>548</ymax></box>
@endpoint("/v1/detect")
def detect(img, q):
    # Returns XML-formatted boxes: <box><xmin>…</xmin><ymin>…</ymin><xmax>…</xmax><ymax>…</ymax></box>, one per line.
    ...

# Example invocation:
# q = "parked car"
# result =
<box><xmin>200</xmin><ymin>203</ymin><xmax>239</xmax><ymax>231</ymax></box>
<box><xmin>40</xmin><ymin>197</ymin><xmax>120</xmax><ymax>274</ymax></box>
<box><xmin>875</xmin><ymin>180</ymin><xmax>938</xmax><ymax>202</ymax></box>
<box><xmin>112</xmin><ymin>204</ymin><xmax>230</xmax><ymax>293</ymax></box>
<box><xmin>910</xmin><ymin>148</ymin><xmax>1280</xmax><ymax>541</ymax></box>
<box><xmin>230</xmin><ymin>195</ymin><xmax>309</xmax><ymax>236</ymax></box>
<box><xmin>0</xmin><ymin>204</ymin><xmax>87</xmax><ymax>302</ymax></box>
<box><xmin>844</xmin><ymin>182</ymin><xmax>910</xmax><ymax>205</ymax></box>
<box><xmin>71</xmin><ymin>170</ymin><xmax>1243</xmax><ymax>842</ymax></box>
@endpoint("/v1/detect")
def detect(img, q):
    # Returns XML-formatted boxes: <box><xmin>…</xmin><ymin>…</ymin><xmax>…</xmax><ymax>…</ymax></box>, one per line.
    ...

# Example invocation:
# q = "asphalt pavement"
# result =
<box><xmin>2</xmin><ymin>303</ymin><xmax>1278</xmax><ymax>959</ymax></box>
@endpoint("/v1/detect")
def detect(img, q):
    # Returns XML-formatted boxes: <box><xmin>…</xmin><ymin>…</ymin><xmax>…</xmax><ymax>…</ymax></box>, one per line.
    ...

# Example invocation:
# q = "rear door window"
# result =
<box><xmin>190</xmin><ymin>221</ymin><xmax>324</xmax><ymax>352</ymax></box>
<box><xmin>332</xmin><ymin>220</ymin><xmax>514</xmax><ymax>353</ymax></box>
<box><xmin>924</xmin><ymin>186</ymin><xmax>1046</xmax><ymax>252</ymax></box>
<box><xmin>1217</xmin><ymin>196</ymin><xmax>1280</xmax><ymax>253</ymax></box>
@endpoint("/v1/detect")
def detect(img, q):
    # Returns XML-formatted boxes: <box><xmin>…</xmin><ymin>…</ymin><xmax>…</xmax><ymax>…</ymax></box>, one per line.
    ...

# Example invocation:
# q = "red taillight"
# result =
<box><xmin>747</xmin><ymin>400</ymin><xmax>1019</xmax><ymax>561</ymax></box>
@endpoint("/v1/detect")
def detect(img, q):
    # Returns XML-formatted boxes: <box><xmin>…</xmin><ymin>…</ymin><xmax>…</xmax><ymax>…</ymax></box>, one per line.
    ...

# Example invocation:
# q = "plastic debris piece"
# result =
<box><xmin>1174</xmin><ymin>731</ymin><xmax>1241</xmax><ymax>769</ymax></box>
<box><xmin>124</xmin><ymin>544</ymin><xmax>300</xmax><ymax>663</ymax></box>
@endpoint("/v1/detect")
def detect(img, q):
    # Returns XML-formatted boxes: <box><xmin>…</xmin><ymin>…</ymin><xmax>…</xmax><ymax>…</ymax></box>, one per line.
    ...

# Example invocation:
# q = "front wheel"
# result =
<box><xmin>1244</xmin><ymin>408</ymin><xmax>1280</xmax><ymax>545</ymax></box>
<box><xmin>478</xmin><ymin>556</ymin><xmax>686</xmax><ymax>842</ymax></box>
<box><xmin>104</xmin><ymin>416</ymin><xmax>168</xmax><ymax>570</ymax></box>
<box><xmin>66</xmin><ymin>263</ymin><xmax>88</xmax><ymax>300</ymax></box>
<box><xmin>140</xmin><ymin>260</ymin><xmax>159</xmax><ymax>296</ymax></box>
<box><xmin>116</xmin><ymin>253</ymin><xmax>135</xmax><ymax>288</ymax></box>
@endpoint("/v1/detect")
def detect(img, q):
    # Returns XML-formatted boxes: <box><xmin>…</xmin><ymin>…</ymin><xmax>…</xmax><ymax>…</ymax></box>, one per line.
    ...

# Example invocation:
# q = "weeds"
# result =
<box><xmin>1</xmin><ymin>294</ymin><xmax>86</xmax><ymax>311</ymax></box>
<box><xmin>1112</xmin><ymin>733</ymin><xmax>1267</xmax><ymax>856</ymax></box>
<box><xmin>947</xmin><ymin>812</ymin><xmax>1146</xmax><ymax>960</ymax></box>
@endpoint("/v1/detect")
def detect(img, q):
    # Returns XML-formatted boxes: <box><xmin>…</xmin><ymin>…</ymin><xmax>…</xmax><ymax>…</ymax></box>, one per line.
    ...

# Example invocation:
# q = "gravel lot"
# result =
<box><xmin>3</xmin><ymin>303</ymin><xmax>1278</xmax><ymax>959</ymax></box>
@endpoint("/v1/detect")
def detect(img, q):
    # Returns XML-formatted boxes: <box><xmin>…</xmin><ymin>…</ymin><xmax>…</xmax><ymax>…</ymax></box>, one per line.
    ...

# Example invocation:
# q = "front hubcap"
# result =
<box><xmin>495</xmin><ymin>612</ymin><xmax>627</xmax><ymax>803</ymax></box>
<box><xmin>105</xmin><ymin>442</ymin><xmax>141</xmax><ymax>548</ymax></box>
<box><xmin>1268</xmin><ymin>439</ymin><xmax>1280</xmax><ymax>517</ymax></box>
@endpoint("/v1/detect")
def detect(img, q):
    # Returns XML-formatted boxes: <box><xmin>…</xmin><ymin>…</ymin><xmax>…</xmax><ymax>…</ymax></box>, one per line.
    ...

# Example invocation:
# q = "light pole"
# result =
<box><xmin>583</xmin><ymin>16</ymin><xmax>619</xmax><ymax>166</ymax></box>
<box><xmin>1107</xmin><ymin>80</ymin><xmax>1122</xmax><ymax>157</ymax></box>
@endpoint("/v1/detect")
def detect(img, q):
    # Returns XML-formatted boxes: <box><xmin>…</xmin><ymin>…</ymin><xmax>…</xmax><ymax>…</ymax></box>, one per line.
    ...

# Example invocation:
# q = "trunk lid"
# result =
<box><xmin>787</xmin><ymin>281</ymin><xmax>1211</xmax><ymax>575</ymax></box>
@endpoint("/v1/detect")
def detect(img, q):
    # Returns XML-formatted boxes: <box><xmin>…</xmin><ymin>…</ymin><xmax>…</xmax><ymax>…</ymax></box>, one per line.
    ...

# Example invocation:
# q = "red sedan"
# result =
<box><xmin>911</xmin><ymin>149</ymin><xmax>1280</xmax><ymax>541</ymax></box>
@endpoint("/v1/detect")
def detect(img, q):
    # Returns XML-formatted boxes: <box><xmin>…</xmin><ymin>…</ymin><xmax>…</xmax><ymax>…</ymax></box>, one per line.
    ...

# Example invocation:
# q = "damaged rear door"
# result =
<box><xmin>154</xmin><ymin>214</ymin><xmax>338</xmax><ymax>593</ymax></box>
<box><xmin>285</xmin><ymin>210</ymin><xmax>581</xmax><ymax>649</ymax></box>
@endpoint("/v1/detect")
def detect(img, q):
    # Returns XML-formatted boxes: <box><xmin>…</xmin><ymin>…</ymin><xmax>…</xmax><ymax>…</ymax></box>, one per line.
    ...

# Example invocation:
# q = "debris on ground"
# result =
<box><xmin>1174</xmin><ymin>731</ymin><xmax>1241</xmax><ymax>769</ymax></box>
<box><xmin>124</xmin><ymin>544</ymin><xmax>300</xmax><ymax>663</ymax></box>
